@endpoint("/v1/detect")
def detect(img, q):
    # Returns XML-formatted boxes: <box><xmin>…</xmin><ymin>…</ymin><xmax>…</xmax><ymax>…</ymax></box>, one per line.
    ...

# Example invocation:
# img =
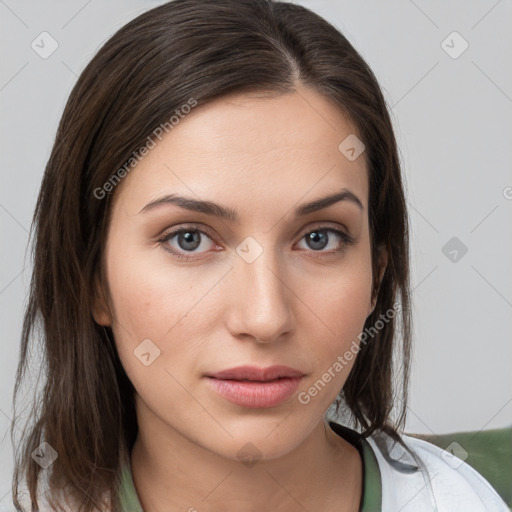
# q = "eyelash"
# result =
<box><xmin>157</xmin><ymin>224</ymin><xmax>355</xmax><ymax>261</ymax></box>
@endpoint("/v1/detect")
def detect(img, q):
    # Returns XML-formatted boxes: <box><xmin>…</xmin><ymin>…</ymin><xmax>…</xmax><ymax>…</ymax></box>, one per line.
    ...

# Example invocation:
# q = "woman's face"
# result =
<box><xmin>94</xmin><ymin>85</ymin><xmax>383</xmax><ymax>460</ymax></box>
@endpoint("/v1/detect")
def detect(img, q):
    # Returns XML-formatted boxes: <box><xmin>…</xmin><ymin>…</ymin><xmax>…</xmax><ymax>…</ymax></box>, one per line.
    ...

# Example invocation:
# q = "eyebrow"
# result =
<box><xmin>138</xmin><ymin>188</ymin><xmax>363</xmax><ymax>220</ymax></box>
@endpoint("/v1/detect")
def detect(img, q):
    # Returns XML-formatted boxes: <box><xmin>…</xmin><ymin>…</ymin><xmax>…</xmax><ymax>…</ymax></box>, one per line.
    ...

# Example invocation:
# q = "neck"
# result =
<box><xmin>130</xmin><ymin>397</ymin><xmax>362</xmax><ymax>512</ymax></box>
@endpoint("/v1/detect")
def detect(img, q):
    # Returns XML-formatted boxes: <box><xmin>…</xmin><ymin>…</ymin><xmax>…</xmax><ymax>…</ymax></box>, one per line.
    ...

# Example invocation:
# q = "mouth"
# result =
<box><xmin>206</xmin><ymin>365</ymin><xmax>305</xmax><ymax>381</ymax></box>
<box><xmin>204</xmin><ymin>365</ymin><xmax>305</xmax><ymax>409</ymax></box>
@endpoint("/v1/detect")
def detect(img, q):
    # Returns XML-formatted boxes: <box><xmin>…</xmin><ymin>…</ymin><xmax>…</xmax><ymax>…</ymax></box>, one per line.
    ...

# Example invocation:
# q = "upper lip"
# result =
<box><xmin>206</xmin><ymin>365</ymin><xmax>304</xmax><ymax>381</ymax></box>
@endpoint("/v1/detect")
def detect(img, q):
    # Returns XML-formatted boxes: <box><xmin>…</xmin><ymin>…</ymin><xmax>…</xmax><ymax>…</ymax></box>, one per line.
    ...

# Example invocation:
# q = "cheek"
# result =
<box><xmin>106</xmin><ymin>259</ymin><xmax>198</xmax><ymax>401</ymax></box>
<box><xmin>299</xmin><ymin>249</ymin><xmax>374</xmax><ymax>389</ymax></box>
<box><xmin>105</xmin><ymin>244</ymin><xmax>215</xmax><ymax>339</ymax></box>
<box><xmin>314</xmin><ymin>243</ymin><xmax>374</xmax><ymax>333</ymax></box>
<box><xmin>104</xmin><ymin>243</ymin><xmax>227</xmax><ymax>385</ymax></box>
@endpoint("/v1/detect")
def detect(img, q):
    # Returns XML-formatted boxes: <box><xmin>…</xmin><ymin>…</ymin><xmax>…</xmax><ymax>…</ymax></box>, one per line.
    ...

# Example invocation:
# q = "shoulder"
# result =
<box><xmin>365</xmin><ymin>430</ymin><xmax>509</xmax><ymax>511</ymax></box>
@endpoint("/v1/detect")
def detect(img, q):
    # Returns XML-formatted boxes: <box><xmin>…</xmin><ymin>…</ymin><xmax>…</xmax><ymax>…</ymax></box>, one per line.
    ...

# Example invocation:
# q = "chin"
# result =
<box><xmin>204</xmin><ymin>412</ymin><xmax>312</xmax><ymax>461</ymax></box>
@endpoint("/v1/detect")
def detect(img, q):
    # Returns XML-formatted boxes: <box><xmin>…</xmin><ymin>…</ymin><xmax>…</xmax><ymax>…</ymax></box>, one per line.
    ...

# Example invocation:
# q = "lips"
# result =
<box><xmin>205</xmin><ymin>365</ymin><xmax>305</xmax><ymax>408</ymax></box>
<box><xmin>206</xmin><ymin>365</ymin><xmax>304</xmax><ymax>381</ymax></box>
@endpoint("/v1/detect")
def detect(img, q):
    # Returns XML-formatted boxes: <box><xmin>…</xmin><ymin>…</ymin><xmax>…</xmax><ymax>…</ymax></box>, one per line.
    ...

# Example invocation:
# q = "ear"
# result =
<box><xmin>91</xmin><ymin>274</ymin><xmax>113</xmax><ymax>326</ymax></box>
<box><xmin>368</xmin><ymin>244</ymin><xmax>388</xmax><ymax>316</ymax></box>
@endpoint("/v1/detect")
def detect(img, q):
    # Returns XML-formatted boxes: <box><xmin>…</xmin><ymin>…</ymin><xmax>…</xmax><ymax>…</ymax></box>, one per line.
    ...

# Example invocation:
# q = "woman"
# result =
<box><xmin>11</xmin><ymin>0</ymin><xmax>508</xmax><ymax>511</ymax></box>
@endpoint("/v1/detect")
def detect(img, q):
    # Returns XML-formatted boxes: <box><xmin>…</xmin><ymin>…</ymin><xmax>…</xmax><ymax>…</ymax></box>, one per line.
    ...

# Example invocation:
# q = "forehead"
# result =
<box><xmin>113</xmin><ymin>86</ymin><xmax>368</xmax><ymax>215</ymax></box>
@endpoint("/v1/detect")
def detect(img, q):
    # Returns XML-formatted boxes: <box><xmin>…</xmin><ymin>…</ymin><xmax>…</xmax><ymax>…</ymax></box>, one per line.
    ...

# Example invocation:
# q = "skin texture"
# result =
<box><xmin>93</xmin><ymin>84</ymin><xmax>387</xmax><ymax>512</ymax></box>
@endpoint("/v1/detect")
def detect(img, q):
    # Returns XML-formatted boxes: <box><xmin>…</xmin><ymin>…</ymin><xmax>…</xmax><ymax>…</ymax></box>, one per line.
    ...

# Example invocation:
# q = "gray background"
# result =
<box><xmin>1</xmin><ymin>0</ymin><xmax>511</xmax><ymax>508</ymax></box>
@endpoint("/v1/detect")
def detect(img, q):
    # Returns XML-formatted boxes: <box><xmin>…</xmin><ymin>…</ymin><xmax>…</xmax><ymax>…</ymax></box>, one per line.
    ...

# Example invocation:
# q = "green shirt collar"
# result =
<box><xmin>117</xmin><ymin>422</ymin><xmax>382</xmax><ymax>511</ymax></box>
<box><xmin>328</xmin><ymin>421</ymin><xmax>382</xmax><ymax>512</ymax></box>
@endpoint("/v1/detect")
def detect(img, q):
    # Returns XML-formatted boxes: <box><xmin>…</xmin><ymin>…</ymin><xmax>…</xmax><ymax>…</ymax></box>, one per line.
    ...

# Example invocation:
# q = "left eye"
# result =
<box><xmin>296</xmin><ymin>228</ymin><xmax>351</xmax><ymax>252</ymax></box>
<box><xmin>158</xmin><ymin>226</ymin><xmax>353</xmax><ymax>260</ymax></box>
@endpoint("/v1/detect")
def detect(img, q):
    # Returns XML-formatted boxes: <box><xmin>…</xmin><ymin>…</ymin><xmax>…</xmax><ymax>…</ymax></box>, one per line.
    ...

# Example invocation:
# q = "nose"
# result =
<box><xmin>225</xmin><ymin>246</ymin><xmax>295</xmax><ymax>344</ymax></box>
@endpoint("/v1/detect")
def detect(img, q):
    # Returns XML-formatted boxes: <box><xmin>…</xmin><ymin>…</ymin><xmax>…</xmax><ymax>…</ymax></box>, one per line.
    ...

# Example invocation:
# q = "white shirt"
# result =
<box><xmin>366</xmin><ymin>429</ymin><xmax>509</xmax><ymax>511</ymax></box>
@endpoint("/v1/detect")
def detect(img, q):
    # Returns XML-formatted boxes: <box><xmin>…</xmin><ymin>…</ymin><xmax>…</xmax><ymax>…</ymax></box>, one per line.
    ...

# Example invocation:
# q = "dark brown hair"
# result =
<box><xmin>12</xmin><ymin>0</ymin><xmax>412</xmax><ymax>510</ymax></box>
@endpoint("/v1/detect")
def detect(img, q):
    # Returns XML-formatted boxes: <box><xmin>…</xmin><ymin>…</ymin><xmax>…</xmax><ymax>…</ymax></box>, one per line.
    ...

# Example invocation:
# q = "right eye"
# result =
<box><xmin>158</xmin><ymin>225</ymin><xmax>220</xmax><ymax>261</ymax></box>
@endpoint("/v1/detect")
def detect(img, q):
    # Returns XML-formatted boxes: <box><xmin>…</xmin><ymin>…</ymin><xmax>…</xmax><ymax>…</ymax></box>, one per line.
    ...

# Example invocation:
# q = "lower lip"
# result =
<box><xmin>206</xmin><ymin>376</ymin><xmax>303</xmax><ymax>408</ymax></box>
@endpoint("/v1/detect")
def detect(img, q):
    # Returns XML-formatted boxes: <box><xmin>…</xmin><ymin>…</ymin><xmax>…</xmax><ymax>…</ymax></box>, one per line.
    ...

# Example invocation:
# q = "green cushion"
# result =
<box><xmin>408</xmin><ymin>426</ymin><xmax>512</xmax><ymax>510</ymax></box>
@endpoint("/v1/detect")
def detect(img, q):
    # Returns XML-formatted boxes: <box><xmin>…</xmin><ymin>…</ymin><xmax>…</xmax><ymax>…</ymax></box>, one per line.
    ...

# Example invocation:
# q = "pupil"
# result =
<box><xmin>308</xmin><ymin>231</ymin><xmax>327</xmax><ymax>250</ymax></box>
<box><xmin>179</xmin><ymin>231</ymin><xmax>200</xmax><ymax>250</ymax></box>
